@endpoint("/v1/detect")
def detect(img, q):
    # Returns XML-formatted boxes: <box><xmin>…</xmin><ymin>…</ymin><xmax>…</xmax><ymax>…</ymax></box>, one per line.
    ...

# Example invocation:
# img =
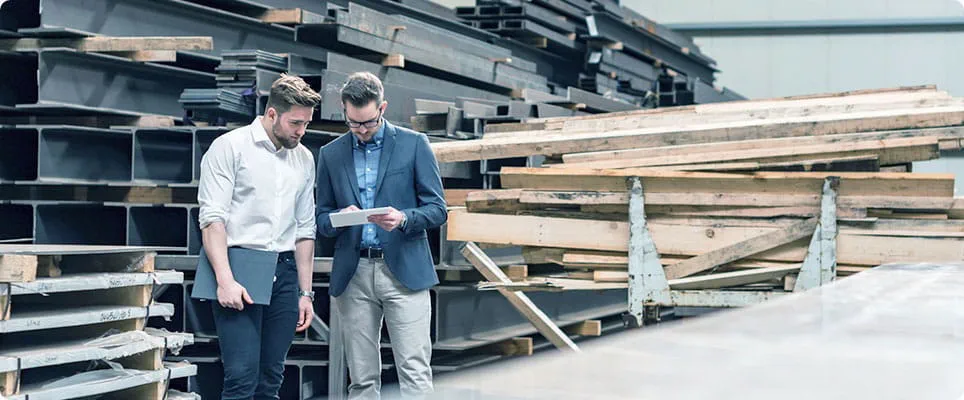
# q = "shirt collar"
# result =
<box><xmin>352</xmin><ymin>121</ymin><xmax>385</xmax><ymax>149</ymax></box>
<box><xmin>250</xmin><ymin>116</ymin><xmax>283</xmax><ymax>153</ymax></box>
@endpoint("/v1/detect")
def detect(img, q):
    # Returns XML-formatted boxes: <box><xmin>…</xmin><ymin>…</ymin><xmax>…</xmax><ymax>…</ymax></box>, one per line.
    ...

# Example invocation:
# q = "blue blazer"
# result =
<box><xmin>316</xmin><ymin>121</ymin><xmax>446</xmax><ymax>297</ymax></box>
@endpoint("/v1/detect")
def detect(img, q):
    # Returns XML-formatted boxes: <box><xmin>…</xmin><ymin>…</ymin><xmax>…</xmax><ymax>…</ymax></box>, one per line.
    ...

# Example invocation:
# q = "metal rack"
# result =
<box><xmin>624</xmin><ymin>176</ymin><xmax>840</xmax><ymax>327</ymax></box>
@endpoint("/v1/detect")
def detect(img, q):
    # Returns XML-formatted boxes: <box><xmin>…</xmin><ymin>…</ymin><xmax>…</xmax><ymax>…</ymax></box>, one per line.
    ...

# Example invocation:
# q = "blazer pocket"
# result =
<box><xmin>384</xmin><ymin>167</ymin><xmax>408</xmax><ymax>177</ymax></box>
<box><xmin>405</xmin><ymin>231</ymin><xmax>428</xmax><ymax>241</ymax></box>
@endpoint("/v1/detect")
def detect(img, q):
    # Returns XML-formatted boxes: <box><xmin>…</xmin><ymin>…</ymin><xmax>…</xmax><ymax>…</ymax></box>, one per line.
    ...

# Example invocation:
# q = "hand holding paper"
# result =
<box><xmin>368</xmin><ymin>207</ymin><xmax>406</xmax><ymax>232</ymax></box>
<box><xmin>329</xmin><ymin>206</ymin><xmax>392</xmax><ymax>227</ymax></box>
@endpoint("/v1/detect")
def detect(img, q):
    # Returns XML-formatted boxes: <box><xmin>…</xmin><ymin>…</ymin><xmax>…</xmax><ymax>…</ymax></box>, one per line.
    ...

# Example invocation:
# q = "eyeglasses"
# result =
<box><xmin>345</xmin><ymin>109</ymin><xmax>382</xmax><ymax>129</ymax></box>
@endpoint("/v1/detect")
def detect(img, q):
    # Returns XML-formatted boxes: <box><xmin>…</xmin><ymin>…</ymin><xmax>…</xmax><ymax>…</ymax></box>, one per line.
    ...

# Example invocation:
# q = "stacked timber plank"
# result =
<box><xmin>0</xmin><ymin>245</ymin><xmax>196</xmax><ymax>399</ymax></box>
<box><xmin>442</xmin><ymin>86</ymin><xmax>964</xmax><ymax>293</ymax></box>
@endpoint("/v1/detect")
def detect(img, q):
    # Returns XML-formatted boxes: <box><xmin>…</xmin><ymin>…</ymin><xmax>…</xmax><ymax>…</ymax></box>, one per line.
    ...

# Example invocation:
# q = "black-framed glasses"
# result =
<box><xmin>345</xmin><ymin>109</ymin><xmax>382</xmax><ymax>129</ymax></box>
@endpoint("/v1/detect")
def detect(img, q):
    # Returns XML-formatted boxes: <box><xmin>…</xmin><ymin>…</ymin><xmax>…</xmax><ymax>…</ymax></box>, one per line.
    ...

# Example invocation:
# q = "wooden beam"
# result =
<box><xmin>465</xmin><ymin>189</ymin><xmax>525</xmax><ymax>212</ymax></box>
<box><xmin>516</xmin><ymin>190</ymin><xmax>955</xmax><ymax>211</ymax></box>
<box><xmin>506</xmin><ymin>265</ymin><xmax>528</xmax><ymax>281</ymax></box>
<box><xmin>657</xmin><ymin>154</ymin><xmax>881</xmax><ymax>173</ymax></box>
<box><xmin>481</xmin><ymin>337</ymin><xmax>534</xmax><ymax>356</ymax></box>
<box><xmin>564</xmin><ymin>320</ymin><xmax>602</xmax><ymax>336</ymax></box>
<box><xmin>499</xmin><ymin>169</ymin><xmax>956</xmax><ymax>198</ymax></box>
<box><xmin>554</xmin><ymin>137</ymin><xmax>938</xmax><ymax>169</ymax></box>
<box><xmin>259</xmin><ymin>8</ymin><xmax>326</xmax><ymax>24</ymax></box>
<box><xmin>572</xmin><ymin>265</ymin><xmax>801</xmax><ymax>289</ymax></box>
<box><xmin>382</xmin><ymin>53</ymin><xmax>405</xmax><ymax>68</ymax></box>
<box><xmin>447</xmin><ymin>210</ymin><xmax>964</xmax><ymax>266</ymax></box>
<box><xmin>519</xmin><ymin>96</ymin><xmax>963</xmax><ymax>138</ymax></box>
<box><xmin>107</xmin><ymin>50</ymin><xmax>178</xmax><ymax>62</ymax></box>
<box><xmin>0</xmin><ymin>255</ymin><xmax>37</xmax><ymax>282</ymax></box>
<box><xmin>460</xmin><ymin>242</ymin><xmax>579</xmax><ymax>352</ymax></box>
<box><xmin>0</xmin><ymin>36</ymin><xmax>213</xmax><ymax>52</ymax></box>
<box><xmin>663</xmin><ymin>218</ymin><xmax>817</xmax><ymax>279</ymax></box>
<box><xmin>444</xmin><ymin>189</ymin><xmax>475</xmax><ymax>207</ymax></box>
<box><xmin>518</xmin><ymin>87</ymin><xmax>948</xmax><ymax>132</ymax></box>
<box><xmin>562</xmin><ymin>128</ymin><xmax>964</xmax><ymax>164</ymax></box>
<box><xmin>429</xmin><ymin>107</ymin><xmax>964</xmax><ymax>162</ymax></box>
<box><xmin>1</xmin><ymin>369</ymin><xmax>16</xmax><ymax>396</ymax></box>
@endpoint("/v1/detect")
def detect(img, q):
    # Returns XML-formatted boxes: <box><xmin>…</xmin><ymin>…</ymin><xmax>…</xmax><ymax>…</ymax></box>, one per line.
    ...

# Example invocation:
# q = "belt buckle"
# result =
<box><xmin>362</xmin><ymin>248</ymin><xmax>382</xmax><ymax>259</ymax></box>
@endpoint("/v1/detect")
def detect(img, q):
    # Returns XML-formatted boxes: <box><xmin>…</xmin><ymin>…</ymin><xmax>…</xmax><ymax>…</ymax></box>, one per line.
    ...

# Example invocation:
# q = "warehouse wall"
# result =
<box><xmin>621</xmin><ymin>0</ymin><xmax>964</xmax><ymax>98</ymax></box>
<box><xmin>620</xmin><ymin>0</ymin><xmax>964</xmax><ymax>195</ymax></box>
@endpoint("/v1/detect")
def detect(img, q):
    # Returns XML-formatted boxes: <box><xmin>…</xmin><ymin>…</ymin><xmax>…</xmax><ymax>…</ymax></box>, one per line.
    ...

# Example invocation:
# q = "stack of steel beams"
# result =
<box><xmin>0</xmin><ymin>0</ymin><xmax>746</xmax><ymax>397</ymax></box>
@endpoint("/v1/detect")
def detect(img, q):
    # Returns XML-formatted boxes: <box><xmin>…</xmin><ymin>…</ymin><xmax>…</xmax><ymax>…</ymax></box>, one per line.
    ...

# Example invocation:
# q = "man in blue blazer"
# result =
<box><xmin>315</xmin><ymin>72</ymin><xmax>446</xmax><ymax>399</ymax></box>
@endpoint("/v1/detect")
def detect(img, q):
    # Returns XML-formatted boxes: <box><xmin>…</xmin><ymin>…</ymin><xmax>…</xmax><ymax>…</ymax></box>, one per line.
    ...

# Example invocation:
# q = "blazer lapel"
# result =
<box><xmin>341</xmin><ymin>134</ymin><xmax>363</xmax><ymax>206</ymax></box>
<box><xmin>374</xmin><ymin>122</ymin><xmax>396</xmax><ymax>198</ymax></box>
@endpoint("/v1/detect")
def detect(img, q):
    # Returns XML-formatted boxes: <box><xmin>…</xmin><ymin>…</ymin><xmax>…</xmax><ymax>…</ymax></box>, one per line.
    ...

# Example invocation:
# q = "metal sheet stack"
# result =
<box><xmin>0</xmin><ymin>245</ymin><xmax>198</xmax><ymax>400</ymax></box>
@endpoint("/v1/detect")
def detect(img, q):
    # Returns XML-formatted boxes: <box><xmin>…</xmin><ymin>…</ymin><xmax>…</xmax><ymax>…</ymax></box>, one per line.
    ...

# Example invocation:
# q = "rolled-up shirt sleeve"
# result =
<box><xmin>295</xmin><ymin>151</ymin><xmax>317</xmax><ymax>240</ymax></box>
<box><xmin>197</xmin><ymin>138</ymin><xmax>236</xmax><ymax>229</ymax></box>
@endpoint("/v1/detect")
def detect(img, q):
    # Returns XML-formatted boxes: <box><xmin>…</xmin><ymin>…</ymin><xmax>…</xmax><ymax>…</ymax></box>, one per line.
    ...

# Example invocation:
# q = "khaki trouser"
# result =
<box><xmin>333</xmin><ymin>257</ymin><xmax>433</xmax><ymax>400</ymax></box>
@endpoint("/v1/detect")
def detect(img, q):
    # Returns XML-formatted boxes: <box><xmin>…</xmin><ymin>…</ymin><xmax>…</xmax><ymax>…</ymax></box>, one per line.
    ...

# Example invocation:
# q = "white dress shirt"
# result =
<box><xmin>197</xmin><ymin>117</ymin><xmax>316</xmax><ymax>252</ymax></box>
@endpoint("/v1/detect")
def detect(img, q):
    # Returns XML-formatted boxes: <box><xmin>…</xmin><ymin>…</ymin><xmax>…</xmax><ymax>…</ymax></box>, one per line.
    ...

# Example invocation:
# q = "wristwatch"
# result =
<box><xmin>299</xmin><ymin>290</ymin><xmax>315</xmax><ymax>301</ymax></box>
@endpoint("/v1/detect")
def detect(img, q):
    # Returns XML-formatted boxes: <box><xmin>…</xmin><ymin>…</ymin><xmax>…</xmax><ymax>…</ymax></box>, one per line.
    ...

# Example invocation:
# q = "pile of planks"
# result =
<box><xmin>440</xmin><ymin>86</ymin><xmax>964</xmax><ymax>292</ymax></box>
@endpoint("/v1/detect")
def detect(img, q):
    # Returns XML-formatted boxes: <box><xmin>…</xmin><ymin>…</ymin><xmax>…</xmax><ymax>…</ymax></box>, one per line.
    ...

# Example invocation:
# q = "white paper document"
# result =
<box><xmin>329</xmin><ymin>207</ymin><xmax>393</xmax><ymax>228</ymax></box>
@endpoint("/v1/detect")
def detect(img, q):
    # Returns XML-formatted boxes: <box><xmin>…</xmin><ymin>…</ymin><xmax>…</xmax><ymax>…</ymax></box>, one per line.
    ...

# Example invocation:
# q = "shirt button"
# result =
<box><xmin>366</xmin><ymin>168</ymin><xmax>371</xmax><ymax>172</ymax></box>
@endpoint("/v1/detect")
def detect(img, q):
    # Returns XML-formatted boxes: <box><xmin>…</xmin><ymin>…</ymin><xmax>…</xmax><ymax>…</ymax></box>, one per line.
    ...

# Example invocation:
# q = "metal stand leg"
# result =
<box><xmin>625</xmin><ymin>177</ymin><xmax>669</xmax><ymax>328</ymax></box>
<box><xmin>795</xmin><ymin>177</ymin><xmax>840</xmax><ymax>292</ymax></box>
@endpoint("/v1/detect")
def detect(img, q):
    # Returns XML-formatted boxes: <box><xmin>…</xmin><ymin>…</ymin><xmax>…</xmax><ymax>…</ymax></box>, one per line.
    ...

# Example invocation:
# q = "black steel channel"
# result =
<box><xmin>598</xmin><ymin>48</ymin><xmax>660</xmax><ymax>82</ymax></box>
<box><xmin>192</xmin><ymin>127</ymin><xmax>231</xmax><ymax>182</ymax></box>
<box><xmin>32</xmin><ymin>201</ymin><xmax>128</xmax><ymax>245</ymax></box>
<box><xmin>492</xmin><ymin>19</ymin><xmax>584</xmax><ymax>54</ymax></box>
<box><xmin>0</xmin><ymin>125</ymin><xmax>136</xmax><ymax>184</ymax></box>
<box><xmin>1</xmin><ymin>0</ymin><xmax>332</xmax><ymax>58</ymax></box>
<box><xmin>313</xmin><ymin>69</ymin><xmax>415</xmax><ymax>124</ymax></box>
<box><xmin>323</xmin><ymin>53</ymin><xmax>511</xmax><ymax>105</ymax></box>
<box><xmin>334</xmin><ymin>3</ymin><xmax>517</xmax><ymax>66</ymax></box>
<box><xmin>0</xmin><ymin>126</ymin><xmax>39</xmax><ymax>182</ymax></box>
<box><xmin>1</xmin><ymin>49</ymin><xmax>215</xmax><ymax>117</ymax></box>
<box><xmin>128</xmin><ymin>204</ymin><xmax>190</xmax><ymax>250</ymax></box>
<box><xmin>506</xmin><ymin>3</ymin><xmax>583</xmax><ymax>34</ymax></box>
<box><xmin>492</xmin><ymin>37</ymin><xmax>581</xmax><ymax>87</ymax></box>
<box><xmin>693</xmin><ymin>79</ymin><xmax>746</xmax><ymax>103</ymax></box>
<box><xmin>566</xmin><ymin>86</ymin><xmax>640</xmax><ymax>112</ymax></box>
<box><xmin>132</xmin><ymin>127</ymin><xmax>195</xmax><ymax>185</ymax></box>
<box><xmin>587</xmin><ymin>13</ymin><xmax>718</xmax><ymax>82</ymax></box>
<box><xmin>296</xmin><ymin>24</ymin><xmax>549</xmax><ymax>95</ymax></box>
<box><xmin>175</xmin><ymin>0</ymin><xmax>276</xmax><ymax>17</ymax></box>
<box><xmin>0</xmin><ymin>202</ymin><xmax>34</xmax><ymax>241</ymax></box>
<box><xmin>188</xmin><ymin>206</ymin><xmax>200</xmax><ymax>254</ymax></box>
<box><xmin>287</xmin><ymin>54</ymin><xmax>327</xmax><ymax>77</ymax></box>
<box><xmin>535</xmin><ymin>103</ymin><xmax>576</xmax><ymax>117</ymax></box>
<box><xmin>391</xmin><ymin>0</ymin><xmax>459</xmax><ymax>20</ymax></box>
<box><xmin>346</xmin><ymin>0</ymin><xmax>504</xmax><ymax>45</ymax></box>
<box><xmin>619</xmin><ymin>7</ymin><xmax>714</xmax><ymax>65</ymax></box>
<box><xmin>431</xmin><ymin>285</ymin><xmax>628</xmax><ymax>350</ymax></box>
<box><xmin>532</xmin><ymin>0</ymin><xmax>587</xmax><ymax>20</ymax></box>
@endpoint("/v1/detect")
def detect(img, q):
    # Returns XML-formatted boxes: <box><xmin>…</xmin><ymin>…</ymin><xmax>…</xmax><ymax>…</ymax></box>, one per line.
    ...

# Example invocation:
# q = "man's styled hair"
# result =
<box><xmin>340</xmin><ymin>72</ymin><xmax>384</xmax><ymax>108</ymax></box>
<box><xmin>265</xmin><ymin>73</ymin><xmax>321</xmax><ymax>115</ymax></box>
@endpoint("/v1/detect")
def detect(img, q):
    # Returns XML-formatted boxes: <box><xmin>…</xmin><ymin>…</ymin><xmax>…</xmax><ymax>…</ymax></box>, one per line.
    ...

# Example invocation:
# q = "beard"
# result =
<box><xmin>271</xmin><ymin>120</ymin><xmax>300</xmax><ymax>149</ymax></box>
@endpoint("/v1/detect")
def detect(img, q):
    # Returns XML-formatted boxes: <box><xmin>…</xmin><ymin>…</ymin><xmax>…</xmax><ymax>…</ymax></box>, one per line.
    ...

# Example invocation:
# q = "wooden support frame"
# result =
<box><xmin>461</xmin><ymin>242</ymin><xmax>580</xmax><ymax>352</ymax></box>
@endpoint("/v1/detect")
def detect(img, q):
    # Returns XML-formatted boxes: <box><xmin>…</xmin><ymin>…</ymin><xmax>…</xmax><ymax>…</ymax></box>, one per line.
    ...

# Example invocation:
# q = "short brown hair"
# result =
<box><xmin>265</xmin><ymin>73</ymin><xmax>321</xmax><ymax>115</ymax></box>
<box><xmin>340</xmin><ymin>72</ymin><xmax>384</xmax><ymax>108</ymax></box>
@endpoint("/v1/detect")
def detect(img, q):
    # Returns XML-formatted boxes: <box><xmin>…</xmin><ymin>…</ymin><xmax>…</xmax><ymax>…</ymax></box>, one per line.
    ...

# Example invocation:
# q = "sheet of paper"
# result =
<box><xmin>329</xmin><ymin>207</ymin><xmax>393</xmax><ymax>228</ymax></box>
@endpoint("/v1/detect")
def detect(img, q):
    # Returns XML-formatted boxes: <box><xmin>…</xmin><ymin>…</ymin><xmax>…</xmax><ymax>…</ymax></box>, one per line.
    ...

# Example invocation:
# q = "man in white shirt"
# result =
<box><xmin>197</xmin><ymin>74</ymin><xmax>321</xmax><ymax>400</ymax></box>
